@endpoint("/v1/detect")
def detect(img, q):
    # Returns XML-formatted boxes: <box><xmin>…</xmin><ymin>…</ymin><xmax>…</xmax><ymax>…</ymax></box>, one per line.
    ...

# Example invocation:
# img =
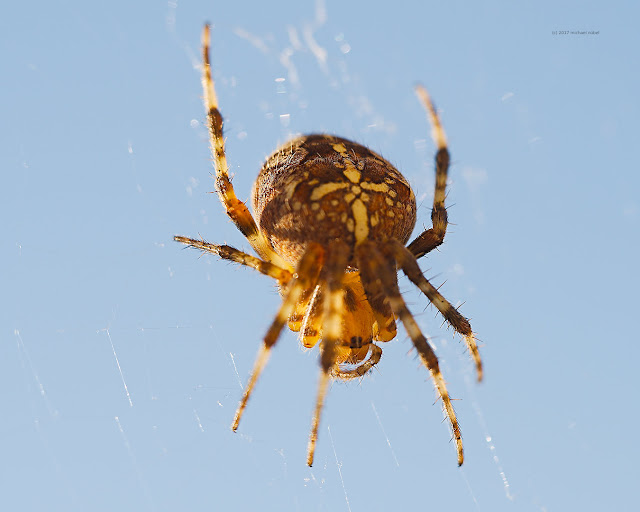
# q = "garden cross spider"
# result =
<box><xmin>175</xmin><ymin>24</ymin><xmax>482</xmax><ymax>467</ymax></box>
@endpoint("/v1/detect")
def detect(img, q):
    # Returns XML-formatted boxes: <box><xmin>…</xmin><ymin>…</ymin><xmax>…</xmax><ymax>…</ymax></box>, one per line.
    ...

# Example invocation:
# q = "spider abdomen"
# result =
<box><xmin>252</xmin><ymin>134</ymin><xmax>417</xmax><ymax>266</ymax></box>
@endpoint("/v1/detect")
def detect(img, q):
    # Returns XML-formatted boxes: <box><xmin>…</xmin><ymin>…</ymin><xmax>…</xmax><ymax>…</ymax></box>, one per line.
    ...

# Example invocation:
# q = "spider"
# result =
<box><xmin>175</xmin><ymin>24</ymin><xmax>482</xmax><ymax>467</ymax></box>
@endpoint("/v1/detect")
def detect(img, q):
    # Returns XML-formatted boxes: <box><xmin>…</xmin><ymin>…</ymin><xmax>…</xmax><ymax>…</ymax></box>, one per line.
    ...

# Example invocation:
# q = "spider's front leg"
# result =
<box><xmin>407</xmin><ymin>84</ymin><xmax>450</xmax><ymax>259</ymax></box>
<box><xmin>200</xmin><ymin>24</ymin><xmax>288</xmax><ymax>269</ymax></box>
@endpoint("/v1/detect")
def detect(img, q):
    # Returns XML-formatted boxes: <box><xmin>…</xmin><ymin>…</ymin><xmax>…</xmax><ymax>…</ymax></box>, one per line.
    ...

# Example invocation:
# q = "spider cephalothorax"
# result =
<box><xmin>175</xmin><ymin>25</ymin><xmax>482</xmax><ymax>467</ymax></box>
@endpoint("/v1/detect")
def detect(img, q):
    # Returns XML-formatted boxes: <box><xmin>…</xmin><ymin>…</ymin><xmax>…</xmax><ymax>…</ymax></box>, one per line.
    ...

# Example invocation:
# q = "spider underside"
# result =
<box><xmin>175</xmin><ymin>25</ymin><xmax>482</xmax><ymax>467</ymax></box>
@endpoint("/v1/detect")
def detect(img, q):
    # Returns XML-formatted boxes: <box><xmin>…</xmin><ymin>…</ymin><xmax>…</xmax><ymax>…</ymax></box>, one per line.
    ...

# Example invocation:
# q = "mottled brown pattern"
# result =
<box><xmin>252</xmin><ymin>135</ymin><xmax>416</xmax><ymax>266</ymax></box>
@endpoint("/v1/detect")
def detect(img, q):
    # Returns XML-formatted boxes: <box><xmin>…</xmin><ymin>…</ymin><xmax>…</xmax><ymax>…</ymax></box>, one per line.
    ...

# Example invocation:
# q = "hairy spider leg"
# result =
<box><xmin>232</xmin><ymin>243</ymin><xmax>324</xmax><ymax>432</ymax></box>
<box><xmin>330</xmin><ymin>344</ymin><xmax>382</xmax><ymax>380</ymax></box>
<box><xmin>287</xmin><ymin>285</ymin><xmax>317</xmax><ymax>332</ymax></box>
<box><xmin>356</xmin><ymin>241</ymin><xmax>464</xmax><ymax>466</ymax></box>
<box><xmin>307</xmin><ymin>241</ymin><xmax>349</xmax><ymax>466</ymax></box>
<box><xmin>174</xmin><ymin>236</ymin><xmax>293</xmax><ymax>285</ymax></box>
<box><xmin>407</xmin><ymin>84</ymin><xmax>451</xmax><ymax>260</ymax></box>
<box><xmin>300</xmin><ymin>285</ymin><xmax>324</xmax><ymax>349</ymax></box>
<box><xmin>201</xmin><ymin>25</ymin><xmax>289</xmax><ymax>269</ymax></box>
<box><xmin>389</xmin><ymin>240</ymin><xmax>482</xmax><ymax>381</ymax></box>
<box><xmin>361</xmin><ymin>273</ymin><xmax>397</xmax><ymax>343</ymax></box>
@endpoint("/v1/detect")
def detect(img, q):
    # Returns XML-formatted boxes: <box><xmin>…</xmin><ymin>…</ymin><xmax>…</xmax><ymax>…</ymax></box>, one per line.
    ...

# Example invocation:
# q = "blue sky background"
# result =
<box><xmin>2</xmin><ymin>1</ymin><xmax>639</xmax><ymax>510</ymax></box>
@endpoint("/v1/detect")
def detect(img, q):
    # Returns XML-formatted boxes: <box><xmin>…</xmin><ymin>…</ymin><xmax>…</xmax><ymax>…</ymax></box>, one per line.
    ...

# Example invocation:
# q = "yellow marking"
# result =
<box><xmin>293</xmin><ymin>201</ymin><xmax>302</xmax><ymax>211</ymax></box>
<box><xmin>340</xmin><ymin>212</ymin><xmax>348</xmax><ymax>223</ymax></box>
<box><xmin>316</xmin><ymin>210</ymin><xmax>326</xmax><ymax>221</ymax></box>
<box><xmin>351</xmin><ymin>199</ymin><xmax>369</xmax><ymax>242</ymax></box>
<box><xmin>344</xmin><ymin>193</ymin><xmax>356</xmax><ymax>203</ymax></box>
<box><xmin>310</xmin><ymin>182</ymin><xmax>349</xmax><ymax>201</ymax></box>
<box><xmin>330</xmin><ymin>142</ymin><xmax>361</xmax><ymax>183</ymax></box>
<box><xmin>311</xmin><ymin>202</ymin><xmax>320</xmax><ymax>210</ymax></box>
<box><xmin>343</xmin><ymin>166</ymin><xmax>361</xmax><ymax>183</ymax></box>
<box><xmin>331</xmin><ymin>199</ymin><xmax>339</xmax><ymax>206</ymax></box>
<box><xmin>388</xmin><ymin>189</ymin><xmax>397</xmax><ymax>198</ymax></box>
<box><xmin>333</xmin><ymin>162</ymin><xmax>345</xmax><ymax>169</ymax></box>
<box><xmin>385</xmin><ymin>197</ymin><xmax>394</xmax><ymax>206</ymax></box>
<box><xmin>351</xmin><ymin>185</ymin><xmax>361</xmax><ymax>194</ymax></box>
<box><xmin>370</xmin><ymin>212</ymin><xmax>379</xmax><ymax>227</ymax></box>
<box><xmin>360</xmin><ymin>181</ymin><xmax>390</xmax><ymax>193</ymax></box>
<box><xmin>346</xmin><ymin>218</ymin><xmax>354</xmax><ymax>232</ymax></box>
<box><xmin>387</xmin><ymin>210</ymin><xmax>395</xmax><ymax>217</ymax></box>
<box><xmin>360</xmin><ymin>192</ymin><xmax>370</xmax><ymax>202</ymax></box>
<box><xmin>284</xmin><ymin>180</ymin><xmax>299</xmax><ymax>200</ymax></box>
<box><xmin>332</xmin><ymin>143</ymin><xmax>347</xmax><ymax>154</ymax></box>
